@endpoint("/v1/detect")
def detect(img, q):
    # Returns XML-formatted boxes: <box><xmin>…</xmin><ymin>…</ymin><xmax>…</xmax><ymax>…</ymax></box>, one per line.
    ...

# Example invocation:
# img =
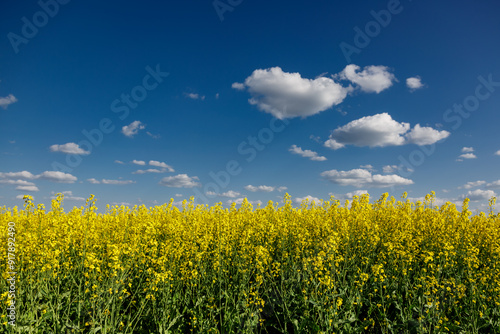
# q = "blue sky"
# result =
<box><xmin>1</xmin><ymin>0</ymin><xmax>499</xmax><ymax>212</ymax></box>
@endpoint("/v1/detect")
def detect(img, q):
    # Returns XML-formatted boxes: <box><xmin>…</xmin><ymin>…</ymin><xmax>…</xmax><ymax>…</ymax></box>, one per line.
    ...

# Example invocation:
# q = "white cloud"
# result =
<box><xmin>101</xmin><ymin>179</ymin><xmax>135</xmax><ymax>185</ymax></box>
<box><xmin>405</xmin><ymin>124</ymin><xmax>450</xmax><ymax>145</ymax></box>
<box><xmin>16</xmin><ymin>185</ymin><xmax>39</xmax><ymax>192</ymax></box>
<box><xmin>346</xmin><ymin>190</ymin><xmax>369</xmax><ymax>198</ymax></box>
<box><xmin>132</xmin><ymin>160</ymin><xmax>146</xmax><ymax>165</ymax></box>
<box><xmin>0</xmin><ymin>179</ymin><xmax>35</xmax><ymax>186</ymax></box>
<box><xmin>462</xmin><ymin>189</ymin><xmax>497</xmax><ymax>202</ymax></box>
<box><xmin>338</xmin><ymin>65</ymin><xmax>395</xmax><ymax>93</ymax></box>
<box><xmin>38</xmin><ymin>171</ymin><xmax>77</xmax><ymax>183</ymax></box>
<box><xmin>245</xmin><ymin>185</ymin><xmax>275</xmax><ymax>192</ymax></box>
<box><xmin>50</xmin><ymin>142</ymin><xmax>90</xmax><ymax>155</ymax></box>
<box><xmin>226</xmin><ymin>198</ymin><xmax>262</xmax><ymax>206</ymax></box>
<box><xmin>0</xmin><ymin>94</ymin><xmax>17</xmax><ymax>109</ymax></box>
<box><xmin>359</xmin><ymin>164</ymin><xmax>374</xmax><ymax>171</ymax></box>
<box><xmin>231</xmin><ymin>82</ymin><xmax>245</xmax><ymax>90</ymax></box>
<box><xmin>0</xmin><ymin>171</ymin><xmax>37</xmax><ymax>180</ymax></box>
<box><xmin>462</xmin><ymin>147</ymin><xmax>474</xmax><ymax>153</ymax></box>
<box><xmin>289</xmin><ymin>145</ymin><xmax>326</xmax><ymax>161</ymax></box>
<box><xmin>133</xmin><ymin>169</ymin><xmax>165</xmax><ymax>174</ymax></box>
<box><xmin>87</xmin><ymin>178</ymin><xmax>100</xmax><ymax>184</ymax></box>
<box><xmin>149</xmin><ymin>160</ymin><xmax>174</xmax><ymax>172</ymax></box>
<box><xmin>175</xmin><ymin>194</ymin><xmax>183</xmax><ymax>197</ymax></box>
<box><xmin>186</xmin><ymin>93</ymin><xmax>205</xmax><ymax>100</ymax></box>
<box><xmin>146</xmin><ymin>131</ymin><xmax>161</xmax><ymax>139</ymax></box>
<box><xmin>324</xmin><ymin>113</ymin><xmax>449</xmax><ymax>149</ymax></box>
<box><xmin>294</xmin><ymin>195</ymin><xmax>321</xmax><ymax>204</ymax></box>
<box><xmin>382</xmin><ymin>165</ymin><xmax>398</xmax><ymax>174</ymax></box>
<box><xmin>321</xmin><ymin>168</ymin><xmax>413</xmax><ymax>188</ymax></box>
<box><xmin>486</xmin><ymin>180</ymin><xmax>500</xmax><ymax>189</ymax></box>
<box><xmin>494</xmin><ymin>150</ymin><xmax>500</xmax><ymax>156</ymax></box>
<box><xmin>457</xmin><ymin>153</ymin><xmax>477</xmax><ymax>160</ymax></box>
<box><xmin>277</xmin><ymin>186</ymin><xmax>288</xmax><ymax>192</ymax></box>
<box><xmin>241</xmin><ymin>66</ymin><xmax>350</xmax><ymax>119</ymax></box>
<box><xmin>461</xmin><ymin>180</ymin><xmax>486</xmax><ymax>189</ymax></box>
<box><xmin>221</xmin><ymin>190</ymin><xmax>241</xmax><ymax>198</ymax></box>
<box><xmin>406</xmin><ymin>76</ymin><xmax>424</xmax><ymax>91</ymax></box>
<box><xmin>115</xmin><ymin>160</ymin><xmax>125</xmax><ymax>164</ymax></box>
<box><xmin>122</xmin><ymin>121</ymin><xmax>145</xmax><ymax>138</ymax></box>
<box><xmin>159</xmin><ymin>174</ymin><xmax>201</xmax><ymax>188</ymax></box>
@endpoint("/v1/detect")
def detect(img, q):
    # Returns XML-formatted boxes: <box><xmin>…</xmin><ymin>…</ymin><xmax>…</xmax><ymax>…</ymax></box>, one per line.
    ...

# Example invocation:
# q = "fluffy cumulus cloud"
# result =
<box><xmin>132</xmin><ymin>169</ymin><xmax>165</xmax><ymax>174</ymax></box>
<box><xmin>0</xmin><ymin>171</ymin><xmax>37</xmax><ymax>180</ymax></box>
<box><xmin>321</xmin><ymin>168</ymin><xmax>413</xmax><ymax>188</ymax></box>
<box><xmin>294</xmin><ymin>195</ymin><xmax>321</xmax><ymax>204</ymax></box>
<box><xmin>0</xmin><ymin>94</ymin><xmax>17</xmax><ymax>109</ymax></box>
<box><xmin>149</xmin><ymin>160</ymin><xmax>174</xmax><ymax>172</ymax></box>
<box><xmin>185</xmin><ymin>93</ymin><xmax>205</xmax><ymax>100</ymax></box>
<box><xmin>338</xmin><ymin>65</ymin><xmax>396</xmax><ymax>93</ymax></box>
<box><xmin>461</xmin><ymin>180</ymin><xmax>486</xmax><ymax>189</ymax></box>
<box><xmin>486</xmin><ymin>180</ymin><xmax>500</xmax><ymax>189</ymax></box>
<box><xmin>87</xmin><ymin>178</ymin><xmax>134</xmax><ymax>185</ymax></box>
<box><xmin>289</xmin><ymin>145</ymin><xmax>327</xmax><ymax>161</ymax></box>
<box><xmin>16</xmin><ymin>185</ymin><xmax>39</xmax><ymax>192</ymax></box>
<box><xmin>245</xmin><ymin>185</ymin><xmax>277</xmax><ymax>192</ymax></box>
<box><xmin>382</xmin><ymin>165</ymin><xmax>399</xmax><ymax>174</ymax></box>
<box><xmin>122</xmin><ymin>121</ymin><xmax>145</xmax><ymax>138</ymax></box>
<box><xmin>462</xmin><ymin>147</ymin><xmax>474</xmax><ymax>153</ymax></box>
<box><xmin>324</xmin><ymin>113</ymin><xmax>449</xmax><ymax>150</ymax></box>
<box><xmin>406</xmin><ymin>76</ymin><xmax>424</xmax><ymax>91</ymax></box>
<box><xmin>237</xmin><ymin>67</ymin><xmax>350</xmax><ymax>119</ymax></box>
<box><xmin>457</xmin><ymin>153</ymin><xmax>477</xmax><ymax>160</ymax></box>
<box><xmin>132</xmin><ymin>160</ymin><xmax>146</xmax><ymax>165</ymax></box>
<box><xmin>38</xmin><ymin>171</ymin><xmax>77</xmax><ymax>183</ymax></box>
<box><xmin>461</xmin><ymin>189</ymin><xmax>497</xmax><ymax>202</ymax></box>
<box><xmin>159</xmin><ymin>174</ymin><xmax>200</xmax><ymax>188</ymax></box>
<box><xmin>50</xmin><ymin>142</ymin><xmax>91</xmax><ymax>155</ymax></box>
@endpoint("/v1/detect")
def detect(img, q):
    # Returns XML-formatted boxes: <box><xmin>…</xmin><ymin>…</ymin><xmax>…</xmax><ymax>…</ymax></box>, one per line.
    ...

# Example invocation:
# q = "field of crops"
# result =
<box><xmin>1</xmin><ymin>193</ymin><xmax>500</xmax><ymax>333</ymax></box>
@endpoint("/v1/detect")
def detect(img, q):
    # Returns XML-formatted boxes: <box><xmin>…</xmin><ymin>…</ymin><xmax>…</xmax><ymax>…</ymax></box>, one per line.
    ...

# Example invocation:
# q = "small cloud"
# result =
<box><xmin>146</xmin><ymin>131</ymin><xmax>161</xmax><ymax>139</ymax></box>
<box><xmin>114</xmin><ymin>160</ymin><xmax>125</xmax><ymax>164</ymax></box>
<box><xmin>50</xmin><ymin>191</ymin><xmax>84</xmax><ymax>201</ymax></box>
<box><xmin>461</xmin><ymin>189</ymin><xmax>497</xmax><ymax>202</ymax></box>
<box><xmin>185</xmin><ymin>93</ymin><xmax>205</xmax><ymax>100</ymax></box>
<box><xmin>294</xmin><ymin>195</ymin><xmax>321</xmax><ymax>205</ymax></box>
<box><xmin>277</xmin><ymin>186</ymin><xmax>288</xmax><ymax>192</ymax></box>
<box><xmin>486</xmin><ymin>180</ymin><xmax>500</xmax><ymax>189</ymax></box>
<box><xmin>8</xmin><ymin>140</ymin><xmax>15</xmax><ymax>144</ymax></box>
<box><xmin>16</xmin><ymin>185</ymin><xmax>39</xmax><ymax>192</ymax></box>
<box><xmin>149</xmin><ymin>160</ymin><xmax>174</xmax><ymax>172</ymax></box>
<box><xmin>245</xmin><ymin>185</ymin><xmax>275</xmax><ymax>192</ymax></box>
<box><xmin>132</xmin><ymin>160</ymin><xmax>146</xmax><ymax>166</ymax></box>
<box><xmin>462</xmin><ymin>147</ymin><xmax>474</xmax><ymax>153</ymax></box>
<box><xmin>346</xmin><ymin>190</ymin><xmax>369</xmax><ymax>199</ymax></box>
<box><xmin>101</xmin><ymin>179</ymin><xmax>135</xmax><ymax>185</ymax></box>
<box><xmin>231</xmin><ymin>82</ymin><xmax>245</xmax><ymax>90</ymax></box>
<box><xmin>38</xmin><ymin>171</ymin><xmax>77</xmax><ymax>183</ymax></box>
<box><xmin>494</xmin><ymin>150</ymin><xmax>500</xmax><ymax>156</ymax></box>
<box><xmin>457</xmin><ymin>153</ymin><xmax>477</xmax><ymax>160</ymax></box>
<box><xmin>50</xmin><ymin>143</ymin><xmax>90</xmax><ymax>155</ymax></box>
<box><xmin>159</xmin><ymin>174</ymin><xmax>201</xmax><ymax>188</ymax></box>
<box><xmin>359</xmin><ymin>164</ymin><xmax>375</xmax><ymax>171</ymax></box>
<box><xmin>382</xmin><ymin>165</ymin><xmax>398</xmax><ymax>174</ymax></box>
<box><xmin>87</xmin><ymin>178</ymin><xmax>100</xmax><ymax>184</ymax></box>
<box><xmin>175</xmin><ymin>194</ymin><xmax>183</xmax><ymax>197</ymax></box>
<box><xmin>321</xmin><ymin>168</ymin><xmax>413</xmax><ymax>188</ymax></box>
<box><xmin>0</xmin><ymin>94</ymin><xmax>18</xmax><ymax>109</ymax></box>
<box><xmin>132</xmin><ymin>168</ymin><xmax>165</xmax><ymax>174</ymax></box>
<box><xmin>406</xmin><ymin>76</ymin><xmax>424</xmax><ymax>91</ymax></box>
<box><xmin>215</xmin><ymin>93</ymin><xmax>220</xmax><ymax>99</ymax></box>
<box><xmin>221</xmin><ymin>190</ymin><xmax>241</xmax><ymax>198</ymax></box>
<box><xmin>122</xmin><ymin>121</ymin><xmax>145</xmax><ymax>138</ymax></box>
<box><xmin>289</xmin><ymin>145</ymin><xmax>327</xmax><ymax>161</ymax></box>
<box><xmin>461</xmin><ymin>180</ymin><xmax>486</xmax><ymax>189</ymax></box>
<box><xmin>0</xmin><ymin>171</ymin><xmax>37</xmax><ymax>180</ymax></box>
<box><xmin>337</xmin><ymin>65</ymin><xmax>396</xmax><ymax>94</ymax></box>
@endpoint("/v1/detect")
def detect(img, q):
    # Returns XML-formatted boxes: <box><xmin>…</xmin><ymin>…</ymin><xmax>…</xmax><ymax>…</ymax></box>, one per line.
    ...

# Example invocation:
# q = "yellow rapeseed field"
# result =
<box><xmin>1</xmin><ymin>192</ymin><xmax>499</xmax><ymax>333</ymax></box>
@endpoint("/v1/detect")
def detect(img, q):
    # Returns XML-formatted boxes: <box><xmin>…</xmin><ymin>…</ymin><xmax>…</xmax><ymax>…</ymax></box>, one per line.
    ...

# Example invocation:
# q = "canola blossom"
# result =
<box><xmin>1</xmin><ymin>192</ymin><xmax>500</xmax><ymax>333</ymax></box>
